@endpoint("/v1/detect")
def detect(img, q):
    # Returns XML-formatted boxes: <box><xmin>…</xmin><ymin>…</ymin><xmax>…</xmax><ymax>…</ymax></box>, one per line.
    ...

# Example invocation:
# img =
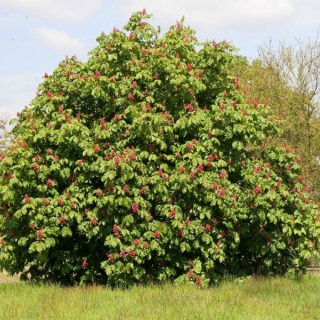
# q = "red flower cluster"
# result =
<box><xmin>132</xmin><ymin>202</ymin><xmax>139</xmax><ymax>213</ymax></box>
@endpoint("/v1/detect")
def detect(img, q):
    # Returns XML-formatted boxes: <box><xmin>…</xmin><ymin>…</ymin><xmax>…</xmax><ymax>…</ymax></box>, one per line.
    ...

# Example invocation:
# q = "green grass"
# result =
<box><xmin>1</xmin><ymin>275</ymin><xmax>320</xmax><ymax>319</ymax></box>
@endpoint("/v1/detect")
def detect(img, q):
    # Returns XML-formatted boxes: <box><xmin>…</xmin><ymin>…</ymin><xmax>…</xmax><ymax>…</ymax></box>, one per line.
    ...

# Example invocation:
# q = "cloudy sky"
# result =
<box><xmin>0</xmin><ymin>0</ymin><xmax>319</xmax><ymax>124</ymax></box>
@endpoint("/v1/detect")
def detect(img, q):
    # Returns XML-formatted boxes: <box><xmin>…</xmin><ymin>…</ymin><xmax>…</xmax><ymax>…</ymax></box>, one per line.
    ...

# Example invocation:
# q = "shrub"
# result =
<box><xmin>0</xmin><ymin>10</ymin><xmax>319</xmax><ymax>286</ymax></box>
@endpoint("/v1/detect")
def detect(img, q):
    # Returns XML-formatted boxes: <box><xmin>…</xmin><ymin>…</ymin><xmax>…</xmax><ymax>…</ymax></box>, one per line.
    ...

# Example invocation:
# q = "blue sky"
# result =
<box><xmin>0</xmin><ymin>0</ymin><xmax>319</xmax><ymax>124</ymax></box>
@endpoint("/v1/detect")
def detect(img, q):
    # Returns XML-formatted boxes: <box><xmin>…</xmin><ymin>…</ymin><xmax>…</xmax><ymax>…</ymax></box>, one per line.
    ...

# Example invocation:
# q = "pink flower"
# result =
<box><xmin>37</xmin><ymin>230</ymin><xmax>44</xmax><ymax>239</ymax></box>
<box><xmin>205</xmin><ymin>224</ymin><xmax>211</xmax><ymax>232</ymax></box>
<box><xmin>108</xmin><ymin>254</ymin><xmax>114</xmax><ymax>262</ymax></box>
<box><xmin>170</xmin><ymin>210</ymin><xmax>175</xmax><ymax>217</ymax></box>
<box><xmin>196</xmin><ymin>164</ymin><xmax>203</xmax><ymax>172</ymax></box>
<box><xmin>93</xmin><ymin>70</ymin><xmax>100</xmax><ymax>79</ymax></box>
<box><xmin>91</xmin><ymin>218</ymin><xmax>98</xmax><ymax>226</ymax></box>
<box><xmin>154</xmin><ymin>230</ymin><xmax>160</xmax><ymax>238</ymax></box>
<box><xmin>189</xmin><ymin>172</ymin><xmax>195</xmax><ymax>179</ymax></box>
<box><xmin>129</xmin><ymin>249</ymin><xmax>135</xmax><ymax>258</ymax></box>
<box><xmin>253</xmin><ymin>186</ymin><xmax>261</xmax><ymax>195</ymax></box>
<box><xmin>114</xmin><ymin>114</ymin><xmax>121</xmax><ymax>121</ymax></box>
<box><xmin>179</xmin><ymin>166</ymin><xmax>186</xmax><ymax>173</ymax></box>
<box><xmin>187</xmin><ymin>269</ymin><xmax>193</xmax><ymax>278</ymax></box>
<box><xmin>128</xmin><ymin>92</ymin><xmax>134</xmax><ymax>100</ymax></box>
<box><xmin>140</xmin><ymin>186</ymin><xmax>146</xmax><ymax>195</ymax></box>
<box><xmin>58</xmin><ymin>198</ymin><xmax>64</xmax><ymax>206</ymax></box>
<box><xmin>195</xmin><ymin>276</ymin><xmax>201</xmax><ymax>285</ymax></box>
<box><xmin>59</xmin><ymin>216</ymin><xmax>65</xmax><ymax>224</ymax></box>
<box><xmin>113</xmin><ymin>225</ymin><xmax>119</xmax><ymax>234</ymax></box>
<box><xmin>82</xmin><ymin>259</ymin><xmax>88</xmax><ymax>268</ymax></box>
<box><xmin>212</xmin><ymin>182</ymin><xmax>218</xmax><ymax>191</ymax></box>
<box><xmin>134</xmin><ymin>238</ymin><xmax>140</xmax><ymax>246</ymax></box>
<box><xmin>187</xmin><ymin>104</ymin><xmax>193</xmax><ymax>112</ymax></box>
<box><xmin>218</xmin><ymin>188</ymin><xmax>225</xmax><ymax>196</ymax></box>
<box><xmin>186</xmin><ymin>63</ymin><xmax>192</xmax><ymax>71</ymax></box>
<box><xmin>132</xmin><ymin>202</ymin><xmax>139</xmax><ymax>213</ymax></box>
<box><xmin>114</xmin><ymin>156</ymin><xmax>120</xmax><ymax>165</ymax></box>
<box><xmin>220</xmin><ymin>103</ymin><xmax>225</xmax><ymax>110</ymax></box>
<box><xmin>123</xmin><ymin>184</ymin><xmax>129</xmax><ymax>192</ymax></box>
<box><xmin>47</xmin><ymin>179</ymin><xmax>53</xmax><ymax>187</ymax></box>
<box><xmin>119</xmin><ymin>250</ymin><xmax>126</xmax><ymax>258</ymax></box>
<box><xmin>100</xmin><ymin>118</ymin><xmax>106</xmax><ymax>127</ymax></box>
<box><xmin>219</xmin><ymin>170</ymin><xmax>226</xmax><ymax>179</ymax></box>
<box><xmin>254</xmin><ymin>165</ymin><xmax>261</xmax><ymax>173</ymax></box>
<box><xmin>93</xmin><ymin>145</ymin><xmax>100</xmax><ymax>153</ymax></box>
<box><xmin>24</xmin><ymin>194</ymin><xmax>30</xmax><ymax>203</ymax></box>
<box><xmin>43</xmin><ymin>198</ymin><xmax>49</xmax><ymax>205</ymax></box>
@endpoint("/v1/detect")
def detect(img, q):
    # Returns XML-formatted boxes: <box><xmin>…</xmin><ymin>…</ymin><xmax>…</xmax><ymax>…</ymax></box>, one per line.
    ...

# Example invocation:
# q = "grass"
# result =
<box><xmin>0</xmin><ymin>275</ymin><xmax>320</xmax><ymax>319</ymax></box>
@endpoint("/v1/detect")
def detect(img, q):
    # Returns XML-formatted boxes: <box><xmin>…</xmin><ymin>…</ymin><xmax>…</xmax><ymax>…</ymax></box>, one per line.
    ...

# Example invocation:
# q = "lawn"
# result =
<box><xmin>0</xmin><ymin>274</ymin><xmax>320</xmax><ymax>319</ymax></box>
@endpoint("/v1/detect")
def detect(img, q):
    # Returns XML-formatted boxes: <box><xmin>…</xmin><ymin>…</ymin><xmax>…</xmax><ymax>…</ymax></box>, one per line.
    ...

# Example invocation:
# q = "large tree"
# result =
<box><xmin>0</xmin><ymin>11</ymin><xmax>319</xmax><ymax>286</ymax></box>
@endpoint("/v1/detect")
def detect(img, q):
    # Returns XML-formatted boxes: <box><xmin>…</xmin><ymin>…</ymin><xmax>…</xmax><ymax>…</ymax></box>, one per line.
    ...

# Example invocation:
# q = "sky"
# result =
<box><xmin>0</xmin><ymin>0</ymin><xmax>319</xmax><ymax>125</ymax></box>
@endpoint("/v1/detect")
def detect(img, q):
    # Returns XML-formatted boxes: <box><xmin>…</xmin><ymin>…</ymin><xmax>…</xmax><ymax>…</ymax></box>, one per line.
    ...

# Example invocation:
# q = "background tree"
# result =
<box><xmin>0</xmin><ymin>114</ymin><xmax>13</xmax><ymax>152</ymax></box>
<box><xmin>234</xmin><ymin>34</ymin><xmax>320</xmax><ymax>199</ymax></box>
<box><xmin>0</xmin><ymin>11</ymin><xmax>319</xmax><ymax>287</ymax></box>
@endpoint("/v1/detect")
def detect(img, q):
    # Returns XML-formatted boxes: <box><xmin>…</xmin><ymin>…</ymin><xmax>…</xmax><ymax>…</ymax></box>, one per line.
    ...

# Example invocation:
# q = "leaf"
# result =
<box><xmin>61</xmin><ymin>227</ymin><xmax>72</xmax><ymax>237</ymax></box>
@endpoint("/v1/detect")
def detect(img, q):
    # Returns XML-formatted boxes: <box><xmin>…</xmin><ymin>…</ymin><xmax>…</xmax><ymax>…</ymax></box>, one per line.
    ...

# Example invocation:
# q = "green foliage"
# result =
<box><xmin>0</xmin><ymin>10</ymin><xmax>320</xmax><ymax>287</ymax></box>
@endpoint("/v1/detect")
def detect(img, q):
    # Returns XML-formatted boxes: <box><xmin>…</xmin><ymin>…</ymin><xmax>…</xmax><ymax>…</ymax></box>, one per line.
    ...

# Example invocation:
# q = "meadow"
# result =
<box><xmin>0</xmin><ymin>273</ymin><xmax>319</xmax><ymax>319</ymax></box>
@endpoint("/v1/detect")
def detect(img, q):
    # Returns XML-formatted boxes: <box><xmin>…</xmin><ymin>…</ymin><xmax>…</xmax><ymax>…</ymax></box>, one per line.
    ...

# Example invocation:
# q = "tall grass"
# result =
<box><xmin>0</xmin><ymin>275</ymin><xmax>320</xmax><ymax>319</ymax></box>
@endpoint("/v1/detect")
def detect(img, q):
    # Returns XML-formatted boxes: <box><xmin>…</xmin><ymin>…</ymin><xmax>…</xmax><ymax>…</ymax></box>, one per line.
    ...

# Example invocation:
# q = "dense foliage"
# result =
<box><xmin>0</xmin><ymin>11</ymin><xmax>319</xmax><ymax>286</ymax></box>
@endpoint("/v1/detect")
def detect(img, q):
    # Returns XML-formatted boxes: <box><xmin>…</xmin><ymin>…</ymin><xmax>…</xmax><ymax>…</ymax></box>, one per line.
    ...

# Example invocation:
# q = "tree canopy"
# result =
<box><xmin>0</xmin><ymin>11</ymin><xmax>319</xmax><ymax>286</ymax></box>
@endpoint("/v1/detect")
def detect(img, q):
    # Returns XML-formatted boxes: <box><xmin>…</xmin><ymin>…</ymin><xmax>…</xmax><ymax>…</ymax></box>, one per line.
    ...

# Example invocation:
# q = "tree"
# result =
<box><xmin>0</xmin><ymin>114</ymin><xmax>13</xmax><ymax>152</ymax></box>
<box><xmin>234</xmin><ymin>34</ymin><xmax>320</xmax><ymax>199</ymax></box>
<box><xmin>0</xmin><ymin>11</ymin><xmax>319</xmax><ymax>287</ymax></box>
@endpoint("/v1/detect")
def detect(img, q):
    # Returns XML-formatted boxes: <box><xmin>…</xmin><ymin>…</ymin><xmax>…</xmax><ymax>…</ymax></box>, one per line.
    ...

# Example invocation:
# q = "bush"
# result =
<box><xmin>0</xmin><ymin>10</ymin><xmax>319</xmax><ymax>286</ymax></box>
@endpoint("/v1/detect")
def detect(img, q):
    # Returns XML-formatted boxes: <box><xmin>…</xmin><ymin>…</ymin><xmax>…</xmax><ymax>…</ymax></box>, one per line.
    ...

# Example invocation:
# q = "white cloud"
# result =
<box><xmin>0</xmin><ymin>0</ymin><xmax>103</xmax><ymax>22</ymax></box>
<box><xmin>117</xmin><ymin>0</ymin><xmax>319</xmax><ymax>33</ymax></box>
<box><xmin>0</xmin><ymin>73</ymin><xmax>42</xmax><ymax>123</ymax></box>
<box><xmin>29</xmin><ymin>27</ymin><xmax>85</xmax><ymax>55</ymax></box>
